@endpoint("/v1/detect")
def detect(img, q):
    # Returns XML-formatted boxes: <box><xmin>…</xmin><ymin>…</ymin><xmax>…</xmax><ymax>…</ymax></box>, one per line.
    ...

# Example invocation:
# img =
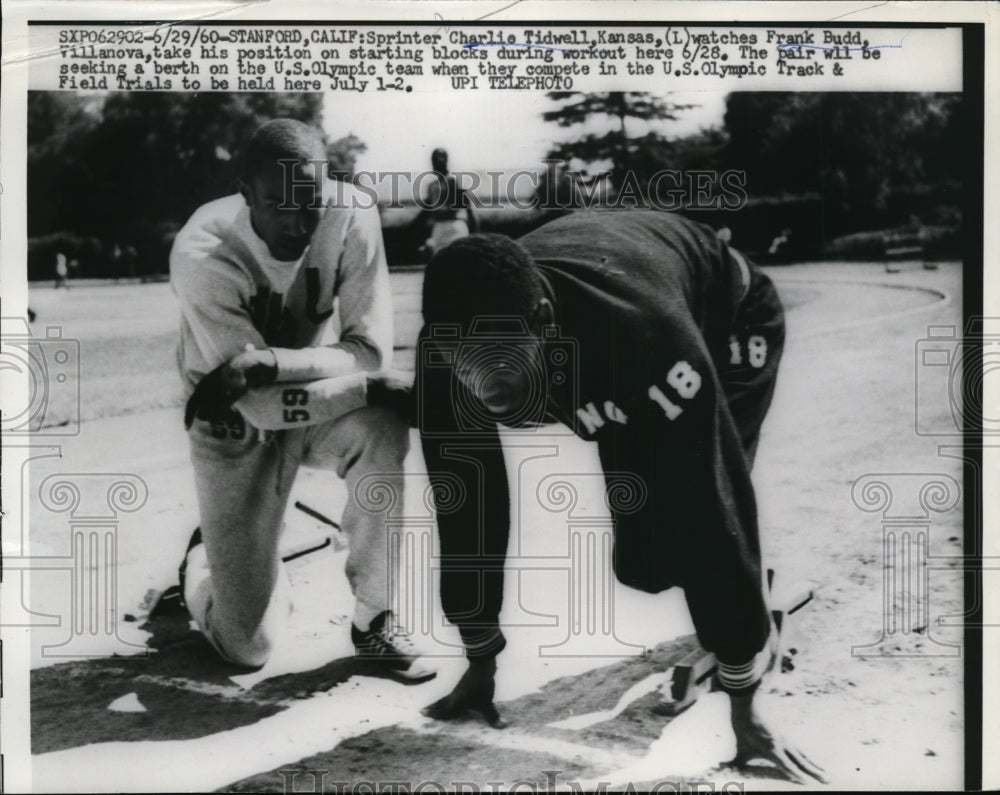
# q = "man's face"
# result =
<box><xmin>242</xmin><ymin>161</ymin><xmax>323</xmax><ymax>261</ymax></box>
<box><xmin>452</xmin><ymin>336</ymin><xmax>545</xmax><ymax>419</ymax></box>
<box><xmin>431</xmin><ymin>150</ymin><xmax>448</xmax><ymax>173</ymax></box>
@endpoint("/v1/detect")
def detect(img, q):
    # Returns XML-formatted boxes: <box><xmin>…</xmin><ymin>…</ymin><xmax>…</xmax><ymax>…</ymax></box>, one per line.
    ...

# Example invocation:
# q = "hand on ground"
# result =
<box><xmin>729</xmin><ymin>692</ymin><xmax>827</xmax><ymax>785</ymax></box>
<box><xmin>422</xmin><ymin>658</ymin><xmax>507</xmax><ymax>729</ymax></box>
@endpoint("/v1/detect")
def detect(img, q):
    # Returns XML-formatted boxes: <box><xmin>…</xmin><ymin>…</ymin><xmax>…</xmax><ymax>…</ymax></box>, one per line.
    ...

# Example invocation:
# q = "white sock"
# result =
<box><xmin>352</xmin><ymin>601</ymin><xmax>383</xmax><ymax>631</ymax></box>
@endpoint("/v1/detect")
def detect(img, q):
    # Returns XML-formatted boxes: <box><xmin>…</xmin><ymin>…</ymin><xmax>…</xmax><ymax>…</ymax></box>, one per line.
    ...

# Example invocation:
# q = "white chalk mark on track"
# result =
<box><xmin>546</xmin><ymin>671</ymin><xmax>670</xmax><ymax>730</ymax></box>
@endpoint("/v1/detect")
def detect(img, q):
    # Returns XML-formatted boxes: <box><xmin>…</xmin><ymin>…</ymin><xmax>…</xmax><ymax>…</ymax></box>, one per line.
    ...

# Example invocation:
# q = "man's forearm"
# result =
<box><xmin>235</xmin><ymin>372</ymin><xmax>369</xmax><ymax>430</ymax></box>
<box><xmin>423</xmin><ymin>436</ymin><xmax>511</xmax><ymax>662</ymax></box>
<box><xmin>271</xmin><ymin>339</ymin><xmax>382</xmax><ymax>383</ymax></box>
<box><xmin>432</xmin><ymin>497</ymin><xmax>509</xmax><ymax>661</ymax></box>
<box><xmin>414</xmin><ymin>336</ymin><xmax>511</xmax><ymax>660</ymax></box>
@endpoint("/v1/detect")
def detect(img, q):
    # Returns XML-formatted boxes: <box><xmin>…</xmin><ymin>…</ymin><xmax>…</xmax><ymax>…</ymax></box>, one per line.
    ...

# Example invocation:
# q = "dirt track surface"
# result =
<box><xmin>24</xmin><ymin>261</ymin><xmax>965</xmax><ymax>791</ymax></box>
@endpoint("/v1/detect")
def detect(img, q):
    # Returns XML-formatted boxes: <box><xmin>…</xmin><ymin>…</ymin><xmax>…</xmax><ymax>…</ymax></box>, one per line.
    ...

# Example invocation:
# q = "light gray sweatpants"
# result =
<box><xmin>185</xmin><ymin>406</ymin><xmax>408</xmax><ymax>668</ymax></box>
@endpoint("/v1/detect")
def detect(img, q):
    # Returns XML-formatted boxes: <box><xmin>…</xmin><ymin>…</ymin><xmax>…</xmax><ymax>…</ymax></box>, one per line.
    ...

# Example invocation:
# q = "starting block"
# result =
<box><xmin>653</xmin><ymin>569</ymin><xmax>814</xmax><ymax>716</ymax></box>
<box><xmin>146</xmin><ymin>503</ymin><xmax>339</xmax><ymax>620</ymax></box>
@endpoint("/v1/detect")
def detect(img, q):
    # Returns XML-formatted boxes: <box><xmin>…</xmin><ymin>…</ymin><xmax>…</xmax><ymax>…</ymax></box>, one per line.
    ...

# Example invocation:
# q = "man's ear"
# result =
<box><xmin>531</xmin><ymin>297</ymin><xmax>554</xmax><ymax>332</ymax></box>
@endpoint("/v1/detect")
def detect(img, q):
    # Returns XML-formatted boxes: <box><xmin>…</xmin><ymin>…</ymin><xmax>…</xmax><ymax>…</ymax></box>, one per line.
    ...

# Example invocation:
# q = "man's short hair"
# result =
<box><xmin>240</xmin><ymin>119</ymin><xmax>327</xmax><ymax>180</ymax></box>
<box><xmin>422</xmin><ymin>234</ymin><xmax>543</xmax><ymax>332</ymax></box>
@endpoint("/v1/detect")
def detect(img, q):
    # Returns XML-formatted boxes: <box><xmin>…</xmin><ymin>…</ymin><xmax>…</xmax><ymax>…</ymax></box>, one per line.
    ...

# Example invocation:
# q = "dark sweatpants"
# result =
<box><xmin>599</xmin><ymin>267</ymin><xmax>785</xmax><ymax>666</ymax></box>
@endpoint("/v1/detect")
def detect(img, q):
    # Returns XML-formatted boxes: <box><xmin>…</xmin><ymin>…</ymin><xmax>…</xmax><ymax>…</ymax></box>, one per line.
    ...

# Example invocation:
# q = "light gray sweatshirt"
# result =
<box><xmin>170</xmin><ymin>182</ymin><xmax>391</xmax><ymax>430</ymax></box>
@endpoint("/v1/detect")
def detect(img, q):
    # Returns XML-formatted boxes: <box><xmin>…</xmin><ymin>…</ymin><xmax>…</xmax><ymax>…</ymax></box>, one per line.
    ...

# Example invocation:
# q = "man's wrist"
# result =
<box><xmin>463</xmin><ymin>626</ymin><xmax>507</xmax><ymax>662</ymax></box>
<box><xmin>715</xmin><ymin>637</ymin><xmax>774</xmax><ymax>696</ymax></box>
<box><xmin>366</xmin><ymin>374</ymin><xmax>415</xmax><ymax>422</ymax></box>
<box><xmin>728</xmin><ymin>689</ymin><xmax>755</xmax><ymax>714</ymax></box>
<box><xmin>241</xmin><ymin>349</ymin><xmax>278</xmax><ymax>386</ymax></box>
<box><xmin>468</xmin><ymin>656</ymin><xmax>497</xmax><ymax>673</ymax></box>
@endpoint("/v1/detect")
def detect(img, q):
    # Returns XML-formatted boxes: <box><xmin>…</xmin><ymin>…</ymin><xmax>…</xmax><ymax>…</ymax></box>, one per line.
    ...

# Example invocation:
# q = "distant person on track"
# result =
<box><xmin>111</xmin><ymin>243</ymin><xmax>123</xmax><ymax>281</ymax></box>
<box><xmin>124</xmin><ymin>243</ymin><xmax>138</xmax><ymax>279</ymax></box>
<box><xmin>768</xmin><ymin>227</ymin><xmax>792</xmax><ymax>258</ymax></box>
<box><xmin>414</xmin><ymin>211</ymin><xmax>825</xmax><ymax>784</ymax></box>
<box><xmin>169</xmin><ymin>118</ymin><xmax>435</xmax><ymax>681</ymax></box>
<box><xmin>415</xmin><ymin>147</ymin><xmax>479</xmax><ymax>260</ymax></box>
<box><xmin>54</xmin><ymin>251</ymin><xmax>68</xmax><ymax>289</ymax></box>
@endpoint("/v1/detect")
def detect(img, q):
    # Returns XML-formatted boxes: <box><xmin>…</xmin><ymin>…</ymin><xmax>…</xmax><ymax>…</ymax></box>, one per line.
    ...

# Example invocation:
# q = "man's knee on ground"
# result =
<box><xmin>212</xmin><ymin>623</ymin><xmax>276</xmax><ymax>669</ymax></box>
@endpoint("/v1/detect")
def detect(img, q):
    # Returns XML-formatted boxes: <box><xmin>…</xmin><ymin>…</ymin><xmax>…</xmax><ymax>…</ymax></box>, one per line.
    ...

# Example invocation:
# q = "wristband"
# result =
<box><xmin>245</xmin><ymin>351</ymin><xmax>278</xmax><ymax>386</ymax></box>
<box><xmin>366</xmin><ymin>375</ymin><xmax>415</xmax><ymax>423</ymax></box>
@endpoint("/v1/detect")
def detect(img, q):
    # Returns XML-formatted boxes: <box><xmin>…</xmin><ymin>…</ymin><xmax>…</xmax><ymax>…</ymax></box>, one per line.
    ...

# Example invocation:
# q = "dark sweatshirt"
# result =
<box><xmin>416</xmin><ymin>210</ymin><xmax>778</xmax><ymax>676</ymax></box>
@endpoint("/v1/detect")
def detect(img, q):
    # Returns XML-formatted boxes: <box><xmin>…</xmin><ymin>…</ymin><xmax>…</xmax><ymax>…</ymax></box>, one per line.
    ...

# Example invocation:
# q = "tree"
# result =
<box><xmin>27</xmin><ymin>93</ymin><xmax>103</xmax><ymax>237</ymax></box>
<box><xmin>84</xmin><ymin>92</ymin><xmax>326</xmax><ymax>239</ymax></box>
<box><xmin>721</xmin><ymin>92</ymin><xmax>963</xmax><ymax>233</ymax></box>
<box><xmin>27</xmin><ymin>92</ymin><xmax>356</xmax><ymax>275</ymax></box>
<box><xmin>541</xmin><ymin>91</ymin><xmax>696</xmax><ymax>185</ymax></box>
<box><xmin>326</xmin><ymin>133</ymin><xmax>368</xmax><ymax>179</ymax></box>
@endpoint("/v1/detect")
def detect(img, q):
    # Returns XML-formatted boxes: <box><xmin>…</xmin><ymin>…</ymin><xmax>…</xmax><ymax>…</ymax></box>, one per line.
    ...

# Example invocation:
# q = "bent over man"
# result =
<box><xmin>170</xmin><ymin>119</ymin><xmax>434</xmax><ymax>681</ymax></box>
<box><xmin>415</xmin><ymin>210</ymin><xmax>824</xmax><ymax>783</ymax></box>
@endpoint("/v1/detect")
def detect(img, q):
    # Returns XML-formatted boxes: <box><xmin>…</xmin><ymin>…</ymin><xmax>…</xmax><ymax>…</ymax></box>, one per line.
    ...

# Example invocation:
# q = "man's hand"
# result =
<box><xmin>728</xmin><ymin>692</ymin><xmax>827</xmax><ymax>784</ymax></box>
<box><xmin>422</xmin><ymin>658</ymin><xmax>507</xmax><ymax>728</ymax></box>
<box><xmin>184</xmin><ymin>348</ymin><xmax>278</xmax><ymax>429</ymax></box>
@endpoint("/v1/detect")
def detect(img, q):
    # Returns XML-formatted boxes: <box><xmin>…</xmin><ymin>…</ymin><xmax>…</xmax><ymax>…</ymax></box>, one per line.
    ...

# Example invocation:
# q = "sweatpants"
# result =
<box><xmin>185</xmin><ymin>406</ymin><xmax>409</xmax><ymax>668</ymax></box>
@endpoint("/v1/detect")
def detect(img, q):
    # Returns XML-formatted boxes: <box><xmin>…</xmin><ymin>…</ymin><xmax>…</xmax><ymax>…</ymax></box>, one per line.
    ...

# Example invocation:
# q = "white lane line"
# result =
<box><xmin>773</xmin><ymin>276</ymin><xmax>951</xmax><ymax>341</ymax></box>
<box><xmin>405</xmin><ymin>720</ymin><xmax>643</xmax><ymax>771</ymax></box>
<box><xmin>576</xmin><ymin>692</ymin><xmax>738</xmax><ymax>789</ymax></box>
<box><xmin>31</xmin><ymin>677</ymin><xmax>435</xmax><ymax>793</ymax></box>
<box><xmin>547</xmin><ymin>672</ymin><xmax>670</xmax><ymax>730</ymax></box>
<box><xmin>130</xmin><ymin>673</ymin><xmax>274</xmax><ymax>705</ymax></box>
<box><xmin>32</xmin><ymin>683</ymin><xmax>643</xmax><ymax>792</ymax></box>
